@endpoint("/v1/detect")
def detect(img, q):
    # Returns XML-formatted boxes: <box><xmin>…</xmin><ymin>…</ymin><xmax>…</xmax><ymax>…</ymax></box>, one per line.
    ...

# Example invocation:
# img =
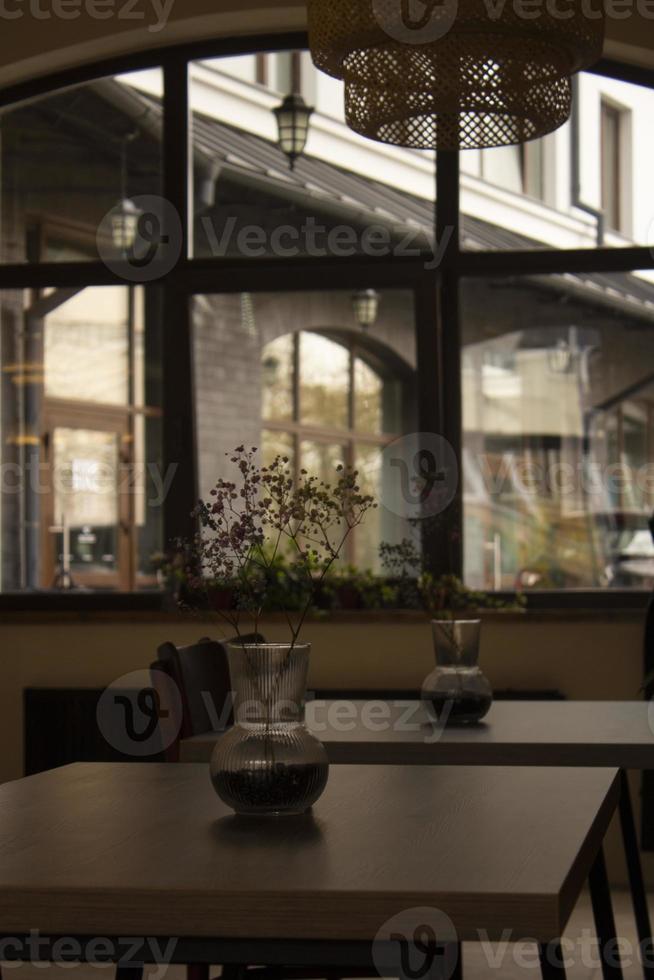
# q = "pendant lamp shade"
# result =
<box><xmin>307</xmin><ymin>0</ymin><xmax>604</xmax><ymax>149</ymax></box>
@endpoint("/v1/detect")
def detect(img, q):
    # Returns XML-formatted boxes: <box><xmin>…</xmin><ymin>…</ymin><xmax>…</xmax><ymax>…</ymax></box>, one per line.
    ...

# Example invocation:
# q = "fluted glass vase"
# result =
<box><xmin>421</xmin><ymin>619</ymin><xmax>492</xmax><ymax>725</ymax></box>
<box><xmin>210</xmin><ymin>643</ymin><xmax>329</xmax><ymax>816</ymax></box>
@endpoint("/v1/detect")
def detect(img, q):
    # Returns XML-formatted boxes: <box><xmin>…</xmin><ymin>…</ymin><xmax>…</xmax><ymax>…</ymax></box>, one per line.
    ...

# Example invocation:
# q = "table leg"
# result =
<box><xmin>427</xmin><ymin>944</ymin><xmax>461</xmax><ymax>980</ymax></box>
<box><xmin>589</xmin><ymin>846</ymin><xmax>624</xmax><ymax>980</ymax></box>
<box><xmin>115</xmin><ymin>967</ymin><xmax>143</xmax><ymax>980</ymax></box>
<box><xmin>539</xmin><ymin>942</ymin><xmax>567</xmax><ymax>980</ymax></box>
<box><xmin>448</xmin><ymin>942</ymin><xmax>462</xmax><ymax>980</ymax></box>
<box><xmin>188</xmin><ymin>967</ymin><xmax>210</xmax><ymax>980</ymax></box>
<box><xmin>619</xmin><ymin>769</ymin><xmax>654</xmax><ymax>980</ymax></box>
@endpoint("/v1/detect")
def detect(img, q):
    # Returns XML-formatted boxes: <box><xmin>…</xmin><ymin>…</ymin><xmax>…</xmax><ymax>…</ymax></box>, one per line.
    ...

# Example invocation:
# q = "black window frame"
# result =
<box><xmin>0</xmin><ymin>35</ymin><xmax>652</xmax><ymax>611</ymax></box>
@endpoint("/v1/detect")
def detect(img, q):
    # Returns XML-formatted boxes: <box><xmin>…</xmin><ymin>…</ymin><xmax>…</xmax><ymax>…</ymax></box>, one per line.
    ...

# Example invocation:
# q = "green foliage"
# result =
<box><xmin>167</xmin><ymin>510</ymin><xmax>526</xmax><ymax>623</ymax></box>
<box><xmin>379</xmin><ymin>538</ymin><xmax>526</xmax><ymax>617</ymax></box>
<box><xmin>420</xmin><ymin>572</ymin><xmax>526</xmax><ymax>618</ymax></box>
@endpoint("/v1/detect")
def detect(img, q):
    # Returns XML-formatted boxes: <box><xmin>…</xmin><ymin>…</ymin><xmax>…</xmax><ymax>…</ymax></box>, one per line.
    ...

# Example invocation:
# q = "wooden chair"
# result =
<box><xmin>150</xmin><ymin>634</ymin><xmax>264</xmax><ymax>760</ymax></box>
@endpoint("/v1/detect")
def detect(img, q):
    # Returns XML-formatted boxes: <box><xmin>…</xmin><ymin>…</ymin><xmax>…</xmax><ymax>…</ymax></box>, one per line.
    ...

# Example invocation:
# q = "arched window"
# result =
<box><xmin>261</xmin><ymin>330</ymin><xmax>404</xmax><ymax>571</ymax></box>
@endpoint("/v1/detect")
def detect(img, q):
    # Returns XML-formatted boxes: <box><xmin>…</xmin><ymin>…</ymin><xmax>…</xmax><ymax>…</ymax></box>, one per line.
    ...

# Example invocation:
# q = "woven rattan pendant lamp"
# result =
<box><xmin>307</xmin><ymin>0</ymin><xmax>604</xmax><ymax>150</ymax></box>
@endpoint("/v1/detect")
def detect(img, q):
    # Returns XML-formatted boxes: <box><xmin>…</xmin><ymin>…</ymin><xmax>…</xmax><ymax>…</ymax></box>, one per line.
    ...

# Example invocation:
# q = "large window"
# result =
<box><xmin>462</xmin><ymin>272</ymin><xmax>654</xmax><ymax>591</ymax></box>
<box><xmin>476</xmin><ymin>141</ymin><xmax>545</xmax><ymax>201</ymax></box>
<box><xmin>0</xmin><ymin>286</ymin><xmax>163</xmax><ymax>591</ymax></box>
<box><xmin>0</xmin><ymin>41</ymin><xmax>652</xmax><ymax>601</ymax></box>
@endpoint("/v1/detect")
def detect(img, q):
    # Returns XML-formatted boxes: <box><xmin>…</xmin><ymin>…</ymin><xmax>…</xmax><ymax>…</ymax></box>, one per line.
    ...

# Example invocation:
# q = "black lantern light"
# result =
<box><xmin>352</xmin><ymin>289</ymin><xmax>380</xmax><ymax>330</ymax></box>
<box><xmin>547</xmin><ymin>339</ymin><xmax>573</xmax><ymax>374</ymax></box>
<box><xmin>111</xmin><ymin>197</ymin><xmax>142</xmax><ymax>253</ymax></box>
<box><xmin>273</xmin><ymin>93</ymin><xmax>314</xmax><ymax>170</ymax></box>
<box><xmin>111</xmin><ymin>131</ymin><xmax>142</xmax><ymax>255</ymax></box>
<box><xmin>547</xmin><ymin>327</ymin><xmax>580</xmax><ymax>374</ymax></box>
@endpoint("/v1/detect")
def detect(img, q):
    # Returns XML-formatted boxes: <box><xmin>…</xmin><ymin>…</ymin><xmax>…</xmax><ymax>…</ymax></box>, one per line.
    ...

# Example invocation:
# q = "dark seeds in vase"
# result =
<box><xmin>422</xmin><ymin>692</ymin><xmax>492</xmax><ymax>725</ymax></box>
<box><xmin>212</xmin><ymin>761</ymin><xmax>329</xmax><ymax>814</ymax></box>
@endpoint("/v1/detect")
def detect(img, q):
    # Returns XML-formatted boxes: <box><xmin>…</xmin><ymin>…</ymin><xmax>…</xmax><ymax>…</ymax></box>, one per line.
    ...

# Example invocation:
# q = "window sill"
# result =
<box><xmin>0</xmin><ymin>592</ymin><xmax>647</xmax><ymax>625</ymax></box>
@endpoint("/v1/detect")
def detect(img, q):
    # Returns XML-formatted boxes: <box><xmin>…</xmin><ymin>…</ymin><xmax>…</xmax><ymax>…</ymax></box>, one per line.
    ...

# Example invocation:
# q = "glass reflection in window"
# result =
<box><xmin>299</xmin><ymin>333</ymin><xmax>349</xmax><ymax>429</ymax></box>
<box><xmin>262</xmin><ymin>334</ymin><xmax>294</xmax><ymax>422</ymax></box>
<box><xmin>44</xmin><ymin>287</ymin><xmax>130</xmax><ymax>405</ymax></box>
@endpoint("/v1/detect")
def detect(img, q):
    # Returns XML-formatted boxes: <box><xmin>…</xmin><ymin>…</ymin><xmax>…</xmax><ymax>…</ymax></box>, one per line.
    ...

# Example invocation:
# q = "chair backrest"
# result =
<box><xmin>156</xmin><ymin>633</ymin><xmax>265</xmax><ymax>740</ymax></box>
<box><xmin>149</xmin><ymin>659</ymin><xmax>182</xmax><ymax>762</ymax></box>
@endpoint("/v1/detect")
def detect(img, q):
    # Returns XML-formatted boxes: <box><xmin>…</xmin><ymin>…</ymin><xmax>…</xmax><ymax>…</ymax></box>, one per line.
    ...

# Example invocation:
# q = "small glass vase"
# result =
<box><xmin>421</xmin><ymin>619</ymin><xmax>492</xmax><ymax>726</ymax></box>
<box><xmin>210</xmin><ymin>642</ymin><xmax>329</xmax><ymax>816</ymax></box>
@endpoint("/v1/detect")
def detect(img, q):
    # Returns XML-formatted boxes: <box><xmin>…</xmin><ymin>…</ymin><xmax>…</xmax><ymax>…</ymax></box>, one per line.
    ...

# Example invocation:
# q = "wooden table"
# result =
<box><xmin>0</xmin><ymin>762</ymin><xmax>622</xmax><ymax>980</ymax></box>
<box><xmin>180</xmin><ymin>699</ymin><xmax>654</xmax><ymax>980</ymax></box>
<box><xmin>180</xmin><ymin>700</ymin><xmax>654</xmax><ymax>767</ymax></box>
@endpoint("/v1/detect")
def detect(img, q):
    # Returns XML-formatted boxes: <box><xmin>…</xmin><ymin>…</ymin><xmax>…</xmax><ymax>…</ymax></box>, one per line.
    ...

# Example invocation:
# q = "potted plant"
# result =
<box><xmin>380</xmin><ymin>538</ymin><xmax>525</xmax><ymax>725</ymax></box>
<box><xmin>183</xmin><ymin>446</ymin><xmax>375</xmax><ymax>816</ymax></box>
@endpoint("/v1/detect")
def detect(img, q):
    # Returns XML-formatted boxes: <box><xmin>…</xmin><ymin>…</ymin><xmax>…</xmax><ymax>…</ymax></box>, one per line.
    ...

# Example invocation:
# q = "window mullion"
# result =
<box><xmin>420</xmin><ymin>148</ymin><xmax>463</xmax><ymax>580</ymax></box>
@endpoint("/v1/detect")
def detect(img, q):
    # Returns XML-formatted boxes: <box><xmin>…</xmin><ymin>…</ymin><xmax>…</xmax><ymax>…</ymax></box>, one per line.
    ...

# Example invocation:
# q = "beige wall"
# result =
<box><xmin>0</xmin><ymin>609</ymin><xmax>650</xmax><ymax>885</ymax></box>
